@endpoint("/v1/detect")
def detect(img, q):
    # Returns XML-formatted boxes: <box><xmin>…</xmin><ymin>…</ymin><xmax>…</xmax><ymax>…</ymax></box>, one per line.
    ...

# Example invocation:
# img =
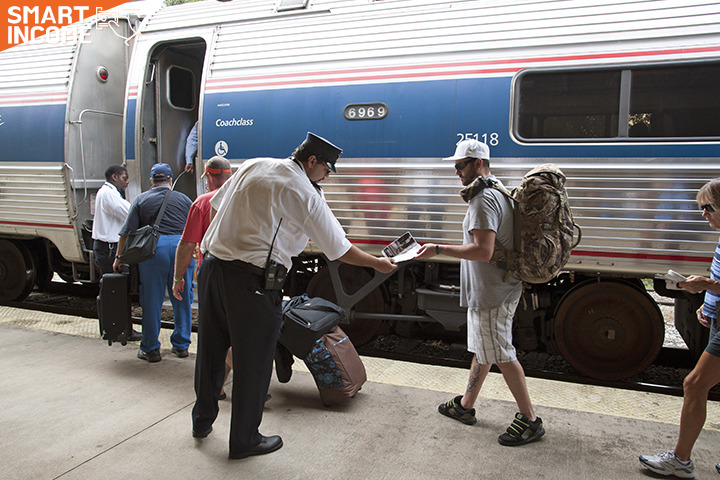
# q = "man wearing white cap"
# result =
<box><xmin>416</xmin><ymin>139</ymin><xmax>544</xmax><ymax>447</ymax></box>
<box><xmin>191</xmin><ymin>132</ymin><xmax>396</xmax><ymax>460</ymax></box>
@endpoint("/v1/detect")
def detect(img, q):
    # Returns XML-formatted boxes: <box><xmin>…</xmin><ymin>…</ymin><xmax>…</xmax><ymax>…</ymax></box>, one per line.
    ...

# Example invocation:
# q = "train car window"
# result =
<box><xmin>629</xmin><ymin>64</ymin><xmax>720</xmax><ymax>138</ymax></box>
<box><xmin>168</xmin><ymin>66</ymin><xmax>195</xmax><ymax>110</ymax></box>
<box><xmin>515</xmin><ymin>61</ymin><xmax>720</xmax><ymax>141</ymax></box>
<box><xmin>516</xmin><ymin>70</ymin><xmax>621</xmax><ymax>140</ymax></box>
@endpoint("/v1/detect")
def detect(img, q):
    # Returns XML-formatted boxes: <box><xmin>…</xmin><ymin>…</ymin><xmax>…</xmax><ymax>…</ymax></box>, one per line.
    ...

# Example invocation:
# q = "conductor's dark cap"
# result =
<box><xmin>302</xmin><ymin>132</ymin><xmax>342</xmax><ymax>173</ymax></box>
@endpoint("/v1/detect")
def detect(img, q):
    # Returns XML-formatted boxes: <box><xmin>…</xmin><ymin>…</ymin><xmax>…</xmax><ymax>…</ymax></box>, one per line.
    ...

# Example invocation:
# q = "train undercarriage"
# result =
<box><xmin>287</xmin><ymin>254</ymin><xmax>706</xmax><ymax>381</ymax></box>
<box><xmin>0</xmin><ymin>237</ymin><xmax>95</xmax><ymax>303</ymax></box>
<box><xmin>1</xmin><ymin>240</ymin><xmax>706</xmax><ymax>382</ymax></box>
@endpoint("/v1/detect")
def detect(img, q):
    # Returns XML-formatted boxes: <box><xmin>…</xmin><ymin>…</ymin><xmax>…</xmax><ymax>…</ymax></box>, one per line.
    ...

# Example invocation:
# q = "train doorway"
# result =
<box><xmin>139</xmin><ymin>39</ymin><xmax>206</xmax><ymax>199</ymax></box>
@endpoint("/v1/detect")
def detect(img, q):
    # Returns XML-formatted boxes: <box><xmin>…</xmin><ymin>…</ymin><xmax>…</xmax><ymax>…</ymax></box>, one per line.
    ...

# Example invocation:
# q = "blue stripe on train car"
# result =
<box><xmin>0</xmin><ymin>104</ymin><xmax>65</xmax><ymax>162</ymax></box>
<box><xmin>201</xmin><ymin>77</ymin><xmax>720</xmax><ymax>161</ymax></box>
<box><xmin>201</xmin><ymin>78</ymin><xmax>490</xmax><ymax>160</ymax></box>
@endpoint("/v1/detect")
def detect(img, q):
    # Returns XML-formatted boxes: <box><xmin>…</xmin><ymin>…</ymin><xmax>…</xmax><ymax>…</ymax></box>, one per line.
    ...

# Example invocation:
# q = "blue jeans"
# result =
<box><xmin>138</xmin><ymin>234</ymin><xmax>194</xmax><ymax>352</ymax></box>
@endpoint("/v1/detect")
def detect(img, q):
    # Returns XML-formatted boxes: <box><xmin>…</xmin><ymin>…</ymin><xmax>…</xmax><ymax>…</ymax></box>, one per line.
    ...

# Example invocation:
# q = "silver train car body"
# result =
<box><xmin>2</xmin><ymin>0</ymin><xmax>720</xmax><ymax>379</ymax></box>
<box><xmin>0</xmin><ymin>4</ymin><xmax>152</xmax><ymax>297</ymax></box>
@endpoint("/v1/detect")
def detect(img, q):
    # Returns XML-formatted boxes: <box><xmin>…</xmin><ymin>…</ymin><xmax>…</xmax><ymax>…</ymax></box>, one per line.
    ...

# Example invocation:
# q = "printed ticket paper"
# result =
<box><xmin>656</xmin><ymin>269</ymin><xmax>688</xmax><ymax>291</ymax></box>
<box><xmin>1</xmin><ymin>1</ymin><xmax>150</xmax><ymax>53</ymax></box>
<box><xmin>382</xmin><ymin>231</ymin><xmax>422</xmax><ymax>263</ymax></box>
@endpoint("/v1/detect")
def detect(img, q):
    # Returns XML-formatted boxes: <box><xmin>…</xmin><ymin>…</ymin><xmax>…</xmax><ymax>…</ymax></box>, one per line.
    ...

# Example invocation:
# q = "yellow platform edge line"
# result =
<box><xmin>2</xmin><ymin>305</ymin><xmax>718</xmax><ymax>431</ymax></box>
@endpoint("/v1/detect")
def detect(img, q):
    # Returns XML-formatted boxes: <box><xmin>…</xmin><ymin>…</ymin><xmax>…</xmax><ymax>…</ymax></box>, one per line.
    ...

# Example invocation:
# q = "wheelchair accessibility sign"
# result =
<box><xmin>215</xmin><ymin>141</ymin><xmax>228</xmax><ymax>157</ymax></box>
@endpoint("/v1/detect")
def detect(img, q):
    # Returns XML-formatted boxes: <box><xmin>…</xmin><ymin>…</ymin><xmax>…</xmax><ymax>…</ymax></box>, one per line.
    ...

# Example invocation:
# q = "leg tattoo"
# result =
<box><xmin>466</xmin><ymin>362</ymin><xmax>484</xmax><ymax>395</ymax></box>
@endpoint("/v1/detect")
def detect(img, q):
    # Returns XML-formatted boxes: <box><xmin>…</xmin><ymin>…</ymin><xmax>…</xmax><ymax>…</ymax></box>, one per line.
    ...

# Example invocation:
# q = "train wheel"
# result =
<box><xmin>553</xmin><ymin>280</ymin><xmax>664</xmax><ymax>381</ymax></box>
<box><xmin>0</xmin><ymin>240</ymin><xmax>36</xmax><ymax>302</ymax></box>
<box><xmin>29</xmin><ymin>247</ymin><xmax>53</xmax><ymax>291</ymax></box>
<box><xmin>306</xmin><ymin>264</ymin><xmax>384</xmax><ymax>346</ymax></box>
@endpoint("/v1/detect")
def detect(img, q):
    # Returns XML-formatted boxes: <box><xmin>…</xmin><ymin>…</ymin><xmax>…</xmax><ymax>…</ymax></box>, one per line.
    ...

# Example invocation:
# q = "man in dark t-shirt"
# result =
<box><xmin>115</xmin><ymin>163</ymin><xmax>194</xmax><ymax>363</ymax></box>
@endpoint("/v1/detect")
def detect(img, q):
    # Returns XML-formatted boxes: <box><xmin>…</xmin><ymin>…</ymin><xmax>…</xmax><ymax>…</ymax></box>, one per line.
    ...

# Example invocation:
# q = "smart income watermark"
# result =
<box><xmin>7</xmin><ymin>5</ymin><xmax>113</xmax><ymax>46</ymax></box>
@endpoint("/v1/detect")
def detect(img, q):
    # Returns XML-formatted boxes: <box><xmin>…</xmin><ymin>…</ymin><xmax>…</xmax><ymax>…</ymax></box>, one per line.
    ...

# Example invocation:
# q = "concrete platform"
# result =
<box><xmin>2</xmin><ymin>306</ymin><xmax>720</xmax><ymax>479</ymax></box>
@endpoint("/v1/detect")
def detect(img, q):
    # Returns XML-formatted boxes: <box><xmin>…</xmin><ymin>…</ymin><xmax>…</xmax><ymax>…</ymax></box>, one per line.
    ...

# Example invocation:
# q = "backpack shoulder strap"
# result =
<box><xmin>483</xmin><ymin>181</ymin><xmax>518</xmax><ymax>282</ymax></box>
<box><xmin>488</xmin><ymin>180</ymin><xmax>514</xmax><ymax>200</ymax></box>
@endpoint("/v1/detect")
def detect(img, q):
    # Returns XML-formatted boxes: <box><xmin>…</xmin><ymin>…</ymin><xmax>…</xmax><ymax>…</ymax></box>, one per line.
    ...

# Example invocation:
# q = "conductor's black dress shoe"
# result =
<box><xmin>192</xmin><ymin>426</ymin><xmax>212</xmax><ymax>438</ymax></box>
<box><xmin>228</xmin><ymin>435</ymin><xmax>283</xmax><ymax>459</ymax></box>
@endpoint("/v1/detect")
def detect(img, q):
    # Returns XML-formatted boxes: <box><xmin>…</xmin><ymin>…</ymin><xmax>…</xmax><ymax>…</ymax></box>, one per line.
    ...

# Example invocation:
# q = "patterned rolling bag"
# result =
<box><xmin>97</xmin><ymin>272</ymin><xmax>133</xmax><ymax>346</ymax></box>
<box><xmin>304</xmin><ymin>326</ymin><xmax>366</xmax><ymax>406</ymax></box>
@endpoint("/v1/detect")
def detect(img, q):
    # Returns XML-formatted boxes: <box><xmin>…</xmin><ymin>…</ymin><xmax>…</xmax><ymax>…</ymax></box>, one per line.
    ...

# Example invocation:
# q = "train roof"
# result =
<box><xmin>132</xmin><ymin>0</ymin><xmax>720</xmax><ymax>90</ymax></box>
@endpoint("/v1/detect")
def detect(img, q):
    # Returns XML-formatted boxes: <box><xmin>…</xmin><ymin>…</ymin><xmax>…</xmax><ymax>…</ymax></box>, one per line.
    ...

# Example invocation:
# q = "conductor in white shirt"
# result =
<box><xmin>192</xmin><ymin>132</ymin><xmax>396</xmax><ymax>459</ymax></box>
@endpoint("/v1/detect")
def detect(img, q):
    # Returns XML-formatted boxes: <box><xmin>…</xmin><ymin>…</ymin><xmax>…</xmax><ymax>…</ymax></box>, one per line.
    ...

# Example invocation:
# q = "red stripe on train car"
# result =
<box><xmin>205</xmin><ymin>45</ymin><xmax>720</xmax><ymax>91</ymax></box>
<box><xmin>0</xmin><ymin>221</ymin><xmax>73</xmax><ymax>229</ymax></box>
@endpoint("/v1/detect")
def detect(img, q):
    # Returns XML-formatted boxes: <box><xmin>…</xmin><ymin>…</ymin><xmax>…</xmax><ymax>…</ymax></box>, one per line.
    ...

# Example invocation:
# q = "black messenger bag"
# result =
<box><xmin>118</xmin><ymin>189</ymin><xmax>172</xmax><ymax>265</ymax></box>
<box><xmin>278</xmin><ymin>294</ymin><xmax>346</xmax><ymax>358</ymax></box>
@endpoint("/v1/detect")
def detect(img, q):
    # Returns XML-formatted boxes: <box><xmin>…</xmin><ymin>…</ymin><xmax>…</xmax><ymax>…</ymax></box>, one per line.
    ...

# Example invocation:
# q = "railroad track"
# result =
<box><xmin>5</xmin><ymin>282</ymin><xmax>99</xmax><ymax>318</ymax></box>
<box><xmin>8</xmin><ymin>281</ymin><xmax>716</xmax><ymax>400</ymax></box>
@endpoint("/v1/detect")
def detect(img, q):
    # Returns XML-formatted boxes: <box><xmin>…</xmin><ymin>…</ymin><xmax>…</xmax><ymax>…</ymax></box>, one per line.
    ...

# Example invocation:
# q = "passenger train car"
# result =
<box><xmin>1</xmin><ymin>0</ymin><xmax>719</xmax><ymax>380</ymax></box>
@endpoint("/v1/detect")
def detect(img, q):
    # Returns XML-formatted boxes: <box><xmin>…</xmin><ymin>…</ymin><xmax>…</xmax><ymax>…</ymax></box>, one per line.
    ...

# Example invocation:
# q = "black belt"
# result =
<box><xmin>96</xmin><ymin>240</ymin><xmax>117</xmax><ymax>246</ymax></box>
<box><xmin>204</xmin><ymin>253</ymin><xmax>264</xmax><ymax>276</ymax></box>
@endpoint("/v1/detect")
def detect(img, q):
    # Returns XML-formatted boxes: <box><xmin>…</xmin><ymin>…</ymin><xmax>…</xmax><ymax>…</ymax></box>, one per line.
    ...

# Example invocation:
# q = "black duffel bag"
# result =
<box><xmin>278</xmin><ymin>294</ymin><xmax>346</xmax><ymax>358</ymax></box>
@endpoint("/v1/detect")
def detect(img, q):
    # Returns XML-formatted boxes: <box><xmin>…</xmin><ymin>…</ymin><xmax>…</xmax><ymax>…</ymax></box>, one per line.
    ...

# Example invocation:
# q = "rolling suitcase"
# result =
<box><xmin>304</xmin><ymin>326</ymin><xmax>366</xmax><ymax>406</ymax></box>
<box><xmin>97</xmin><ymin>272</ymin><xmax>132</xmax><ymax>345</ymax></box>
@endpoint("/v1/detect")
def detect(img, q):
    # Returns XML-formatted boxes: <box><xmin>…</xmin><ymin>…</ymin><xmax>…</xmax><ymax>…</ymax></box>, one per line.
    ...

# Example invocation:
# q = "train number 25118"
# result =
<box><xmin>457</xmin><ymin>132</ymin><xmax>499</xmax><ymax>146</ymax></box>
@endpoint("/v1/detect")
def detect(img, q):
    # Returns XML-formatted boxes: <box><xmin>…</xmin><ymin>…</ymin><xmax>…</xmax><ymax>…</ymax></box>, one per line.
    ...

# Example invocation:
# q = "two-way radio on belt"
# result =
<box><xmin>264</xmin><ymin>218</ymin><xmax>287</xmax><ymax>290</ymax></box>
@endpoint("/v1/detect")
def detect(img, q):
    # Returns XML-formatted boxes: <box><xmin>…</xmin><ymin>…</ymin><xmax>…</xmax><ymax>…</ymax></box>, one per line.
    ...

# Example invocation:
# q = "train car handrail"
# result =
<box><xmin>68</xmin><ymin>109</ymin><xmax>123</xmax><ymax>220</ymax></box>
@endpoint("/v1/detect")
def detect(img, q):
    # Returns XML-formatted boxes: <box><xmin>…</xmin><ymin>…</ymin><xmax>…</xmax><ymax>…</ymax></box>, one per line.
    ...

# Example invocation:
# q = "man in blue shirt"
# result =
<box><xmin>115</xmin><ymin>163</ymin><xmax>194</xmax><ymax>363</ymax></box>
<box><xmin>185</xmin><ymin>121</ymin><xmax>198</xmax><ymax>173</ymax></box>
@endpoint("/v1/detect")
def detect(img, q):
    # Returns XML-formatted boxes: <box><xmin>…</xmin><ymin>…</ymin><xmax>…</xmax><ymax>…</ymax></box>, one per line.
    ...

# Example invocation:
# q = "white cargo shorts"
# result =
<box><xmin>467</xmin><ymin>299</ymin><xmax>519</xmax><ymax>364</ymax></box>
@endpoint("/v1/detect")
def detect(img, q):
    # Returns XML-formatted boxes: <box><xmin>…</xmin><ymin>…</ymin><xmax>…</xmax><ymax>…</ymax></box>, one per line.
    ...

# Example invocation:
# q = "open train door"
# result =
<box><xmin>136</xmin><ymin>38</ymin><xmax>207</xmax><ymax>199</ymax></box>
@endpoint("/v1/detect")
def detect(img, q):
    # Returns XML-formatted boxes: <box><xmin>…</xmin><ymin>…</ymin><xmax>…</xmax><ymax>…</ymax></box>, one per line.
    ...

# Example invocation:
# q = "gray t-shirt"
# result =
<box><xmin>460</xmin><ymin>176</ymin><xmax>522</xmax><ymax>310</ymax></box>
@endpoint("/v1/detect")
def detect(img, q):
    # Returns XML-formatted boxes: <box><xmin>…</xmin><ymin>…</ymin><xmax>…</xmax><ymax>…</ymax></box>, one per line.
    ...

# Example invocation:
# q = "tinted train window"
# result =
<box><xmin>516</xmin><ymin>62</ymin><xmax>720</xmax><ymax>141</ymax></box>
<box><xmin>630</xmin><ymin>64</ymin><xmax>720</xmax><ymax>138</ymax></box>
<box><xmin>517</xmin><ymin>70</ymin><xmax>621</xmax><ymax>139</ymax></box>
<box><xmin>168</xmin><ymin>66</ymin><xmax>195</xmax><ymax>110</ymax></box>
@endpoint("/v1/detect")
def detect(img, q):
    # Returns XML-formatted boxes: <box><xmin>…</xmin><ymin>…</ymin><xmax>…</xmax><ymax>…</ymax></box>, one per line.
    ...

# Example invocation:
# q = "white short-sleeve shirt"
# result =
<box><xmin>202</xmin><ymin>158</ymin><xmax>351</xmax><ymax>270</ymax></box>
<box><xmin>92</xmin><ymin>182</ymin><xmax>131</xmax><ymax>243</ymax></box>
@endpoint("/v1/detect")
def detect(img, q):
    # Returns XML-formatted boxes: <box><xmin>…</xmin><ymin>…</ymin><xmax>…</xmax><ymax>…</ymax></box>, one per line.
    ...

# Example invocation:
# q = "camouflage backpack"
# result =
<box><xmin>490</xmin><ymin>164</ymin><xmax>581</xmax><ymax>283</ymax></box>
